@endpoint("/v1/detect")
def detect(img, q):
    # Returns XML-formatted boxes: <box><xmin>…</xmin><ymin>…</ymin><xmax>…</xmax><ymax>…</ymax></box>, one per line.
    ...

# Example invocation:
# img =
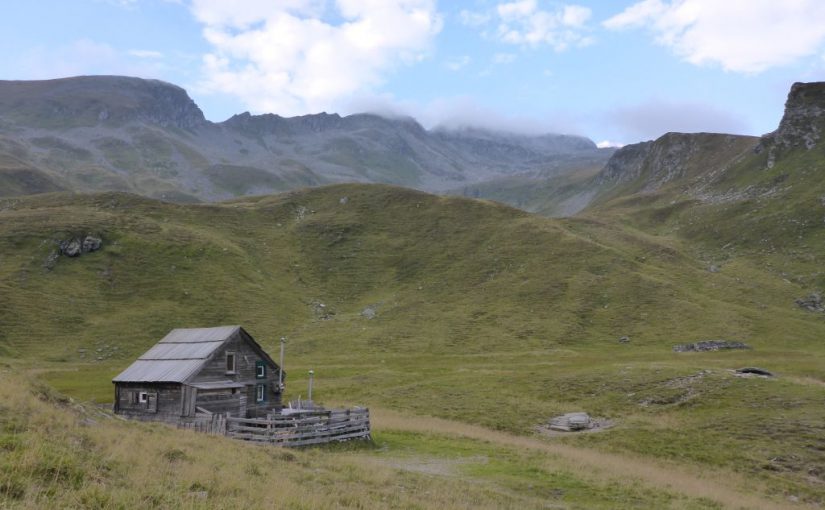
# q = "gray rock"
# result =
<box><xmin>361</xmin><ymin>306</ymin><xmax>377</xmax><ymax>319</ymax></box>
<box><xmin>618</xmin><ymin>336</ymin><xmax>630</xmax><ymax>343</ymax></box>
<box><xmin>708</xmin><ymin>264</ymin><xmax>720</xmax><ymax>273</ymax></box>
<box><xmin>673</xmin><ymin>340</ymin><xmax>751</xmax><ymax>352</ymax></box>
<box><xmin>549</xmin><ymin>412</ymin><xmax>592</xmax><ymax>431</ymax></box>
<box><xmin>59</xmin><ymin>238</ymin><xmax>83</xmax><ymax>257</ymax></box>
<box><xmin>795</xmin><ymin>292</ymin><xmax>824</xmax><ymax>312</ymax></box>
<box><xmin>43</xmin><ymin>250</ymin><xmax>59</xmax><ymax>270</ymax></box>
<box><xmin>339</xmin><ymin>196</ymin><xmax>349</xmax><ymax>205</ymax></box>
<box><xmin>82</xmin><ymin>236</ymin><xmax>102</xmax><ymax>253</ymax></box>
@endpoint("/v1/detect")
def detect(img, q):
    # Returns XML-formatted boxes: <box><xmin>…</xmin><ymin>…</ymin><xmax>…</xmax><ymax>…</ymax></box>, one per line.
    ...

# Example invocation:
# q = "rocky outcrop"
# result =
<box><xmin>673</xmin><ymin>340</ymin><xmax>751</xmax><ymax>352</ymax></box>
<box><xmin>595</xmin><ymin>133</ymin><xmax>757</xmax><ymax>192</ymax></box>
<box><xmin>596</xmin><ymin>140</ymin><xmax>653</xmax><ymax>184</ymax></box>
<box><xmin>59</xmin><ymin>235</ymin><xmax>102</xmax><ymax>257</ymax></box>
<box><xmin>756</xmin><ymin>82</ymin><xmax>825</xmax><ymax>167</ymax></box>
<box><xmin>795</xmin><ymin>292</ymin><xmax>824</xmax><ymax>312</ymax></box>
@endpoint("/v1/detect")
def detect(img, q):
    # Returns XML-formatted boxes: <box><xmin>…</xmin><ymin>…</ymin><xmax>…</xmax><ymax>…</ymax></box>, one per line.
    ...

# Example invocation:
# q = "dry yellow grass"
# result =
<box><xmin>371</xmin><ymin>408</ymin><xmax>802</xmax><ymax>510</ymax></box>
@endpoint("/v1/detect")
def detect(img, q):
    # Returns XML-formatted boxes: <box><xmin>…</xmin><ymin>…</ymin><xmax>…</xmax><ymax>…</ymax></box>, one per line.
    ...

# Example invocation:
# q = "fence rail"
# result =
<box><xmin>180</xmin><ymin>407</ymin><xmax>371</xmax><ymax>447</ymax></box>
<box><xmin>227</xmin><ymin>407</ymin><xmax>370</xmax><ymax>446</ymax></box>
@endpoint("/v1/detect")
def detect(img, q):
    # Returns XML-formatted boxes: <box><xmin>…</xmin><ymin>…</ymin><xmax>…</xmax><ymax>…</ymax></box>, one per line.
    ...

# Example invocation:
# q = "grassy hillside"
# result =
<box><xmin>1</xmin><ymin>184</ymin><xmax>823</xmax><ymax>507</ymax></box>
<box><xmin>0</xmin><ymin>153</ymin><xmax>64</xmax><ymax>197</ymax></box>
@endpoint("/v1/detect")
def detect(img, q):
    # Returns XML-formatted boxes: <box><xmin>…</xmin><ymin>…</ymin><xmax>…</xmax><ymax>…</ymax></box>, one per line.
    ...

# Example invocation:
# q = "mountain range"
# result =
<box><xmin>0</xmin><ymin>75</ymin><xmax>612</xmax><ymax>205</ymax></box>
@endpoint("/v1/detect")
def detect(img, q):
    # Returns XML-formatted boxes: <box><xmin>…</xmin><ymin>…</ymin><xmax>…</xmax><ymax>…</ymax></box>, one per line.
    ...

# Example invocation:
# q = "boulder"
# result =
<box><xmin>549</xmin><ymin>412</ymin><xmax>592</xmax><ymax>432</ymax></box>
<box><xmin>59</xmin><ymin>238</ymin><xmax>82</xmax><ymax>257</ymax></box>
<box><xmin>82</xmin><ymin>236</ymin><xmax>102</xmax><ymax>253</ymax></box>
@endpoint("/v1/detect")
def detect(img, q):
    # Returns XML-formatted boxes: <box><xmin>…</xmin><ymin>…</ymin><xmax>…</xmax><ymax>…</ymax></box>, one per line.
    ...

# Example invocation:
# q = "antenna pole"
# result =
<box><xmin>308</xmin><ymin>369</ymin><xmax>314</xmax><ymax>404</ymax></box>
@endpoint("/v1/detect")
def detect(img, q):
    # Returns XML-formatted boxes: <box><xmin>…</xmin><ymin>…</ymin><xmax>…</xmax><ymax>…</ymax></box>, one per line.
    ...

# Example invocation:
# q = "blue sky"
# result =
<box><xmin>2</xmin><ymin>0</ymin><xmax>825</xmax><ymax>145</ymax></box>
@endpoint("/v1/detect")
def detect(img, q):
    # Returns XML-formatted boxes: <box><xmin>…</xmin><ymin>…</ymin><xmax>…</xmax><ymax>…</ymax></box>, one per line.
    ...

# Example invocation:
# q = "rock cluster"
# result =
<box><xmin>672</xmin><ymin>340</ymin><xmax>751</xmax><ymax>352</ymax></box>
<box><xmin>795</xmin><ymin>292</ymin><xmax>824</xmax><ymax>312</ymax></box>
<box><xmin>59</xmin><ymin>235</ymin><xmax>102</xmax><ymax>257</ymax></box>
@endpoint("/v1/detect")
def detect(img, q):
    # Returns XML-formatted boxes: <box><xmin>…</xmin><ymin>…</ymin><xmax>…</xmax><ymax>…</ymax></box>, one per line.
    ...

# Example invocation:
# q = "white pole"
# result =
<box><xmin>279</xmin><ymin>337</ymin><xmax>285</xmax><ymax>389</ymax></box>
<box><xmin>308</xmin><ymin>370</ymin><xmax>314</xmax><ymax>404</ymax></box>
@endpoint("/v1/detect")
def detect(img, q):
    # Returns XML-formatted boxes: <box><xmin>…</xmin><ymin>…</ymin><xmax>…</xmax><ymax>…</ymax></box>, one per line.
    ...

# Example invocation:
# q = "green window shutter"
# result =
<box><xmin>256</xmin><ymin>360</ymin><xmax>266</xmax><ymax>378</ymax></box>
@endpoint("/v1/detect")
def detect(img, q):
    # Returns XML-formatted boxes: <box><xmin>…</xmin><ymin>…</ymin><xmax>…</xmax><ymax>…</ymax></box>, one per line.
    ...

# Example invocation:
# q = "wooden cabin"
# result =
<box><xmin>113</xmin><ymin>326</ymin><xmax>284</xmax><ymax>422</ymax></box>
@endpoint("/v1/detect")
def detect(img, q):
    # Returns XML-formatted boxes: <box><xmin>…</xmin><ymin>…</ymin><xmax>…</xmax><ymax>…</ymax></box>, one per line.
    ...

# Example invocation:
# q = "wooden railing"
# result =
<box><xmin>225</xmin><ymin>407</ymin><xmax>371</xmax><ymax>447</ymax></box>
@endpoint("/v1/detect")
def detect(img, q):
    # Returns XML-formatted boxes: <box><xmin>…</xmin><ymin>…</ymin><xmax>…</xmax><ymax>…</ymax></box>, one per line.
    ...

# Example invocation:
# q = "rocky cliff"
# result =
<box><xmin>756</xmin><ymin>82</ymin><xmax>825</xmax><ymax>167</ymax></box>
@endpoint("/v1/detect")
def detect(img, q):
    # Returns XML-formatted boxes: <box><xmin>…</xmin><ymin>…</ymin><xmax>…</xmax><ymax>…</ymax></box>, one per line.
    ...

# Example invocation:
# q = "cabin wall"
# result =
<box><xmin>192</xmin><ymin>388</ymin><xmax>246</xmax><ymax>416</ymax></box>
<box><xmin>114</xmin><ymin>382</ymin><xmax>182</xmax><ymax>423</ymax></box>
<box><xmin>189</xmin><ymin>331</ymin><xmax>282</xmax><ymax>417</ymax></box>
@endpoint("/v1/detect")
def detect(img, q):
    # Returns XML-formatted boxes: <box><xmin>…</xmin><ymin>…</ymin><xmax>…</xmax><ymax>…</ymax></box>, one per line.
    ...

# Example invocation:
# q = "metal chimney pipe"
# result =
<box><xmin>279</xmin><ymin>337</ymin><xmax>285</xmax><ymax>389</ymax></box>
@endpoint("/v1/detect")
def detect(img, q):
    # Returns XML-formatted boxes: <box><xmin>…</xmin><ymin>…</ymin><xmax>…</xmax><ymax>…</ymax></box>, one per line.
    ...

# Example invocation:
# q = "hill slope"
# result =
<box><xmin>1</xmin><ymin>183</ymin><xmax>824</xmax><ymax>504</ymax></box>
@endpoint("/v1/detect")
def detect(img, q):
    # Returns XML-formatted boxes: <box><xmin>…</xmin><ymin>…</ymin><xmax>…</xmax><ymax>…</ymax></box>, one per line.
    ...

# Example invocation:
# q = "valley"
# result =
<box><xmin>1</xmin><ymin>80</ymin><xmax>824</xmax><ymax>509</ymax></box>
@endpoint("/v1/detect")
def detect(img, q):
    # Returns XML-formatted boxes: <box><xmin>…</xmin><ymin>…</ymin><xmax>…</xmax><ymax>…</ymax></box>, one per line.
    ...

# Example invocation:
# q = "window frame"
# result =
<box><xmin>255</xmin><ymin>360</ymin><xmax>266</xmax><ymax>379</ymax></box>
<box><xmin>225</xmin><ymin>351</ymin><xmax>236</xmax><ymax>374</ymax></box>
<box><xmin>255</xmin><ymin>383</ymin><xmax>265</xmax><ymax>403</ymax></box>
<box><xmin>138</xmin><ymin>391</ymin><xmax>148</xmax><ymax>404</ymax></box>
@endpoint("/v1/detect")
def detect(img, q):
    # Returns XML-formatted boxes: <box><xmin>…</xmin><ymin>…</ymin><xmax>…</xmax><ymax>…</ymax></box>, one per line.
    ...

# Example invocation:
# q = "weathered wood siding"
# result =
<box><xmin>188</xmin><ymin>330</ymin><xmax>282</xmax><ymax>417</ymax></box>
<box><xmin>192</xmin><ymin>389</ymin><xmax>245</xmax><ymax>416</ymax></box>
<box><xmin>114</xmin><ymin>382</ymin><xmax>182</xmax><ymax>422</ymax></box>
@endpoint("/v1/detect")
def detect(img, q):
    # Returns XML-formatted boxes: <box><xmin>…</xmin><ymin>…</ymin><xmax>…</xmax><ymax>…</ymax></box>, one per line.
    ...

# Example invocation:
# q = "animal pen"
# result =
<box><xmin>180</xmin><ymin>407</ymin><xmax>370</xmax><ymax>444</ymax></box>
<box><xmin>179</xmin><ymin>407</ymin><xmax>371</xmax><ymax>446</ymax></box>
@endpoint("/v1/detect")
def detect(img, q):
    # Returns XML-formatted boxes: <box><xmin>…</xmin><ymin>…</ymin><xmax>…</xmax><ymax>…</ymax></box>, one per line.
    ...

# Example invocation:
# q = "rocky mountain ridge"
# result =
<box><xmin>0</xmin><ymin>75</ymin><xmax>611</xmax><ymax>202</ymax></box>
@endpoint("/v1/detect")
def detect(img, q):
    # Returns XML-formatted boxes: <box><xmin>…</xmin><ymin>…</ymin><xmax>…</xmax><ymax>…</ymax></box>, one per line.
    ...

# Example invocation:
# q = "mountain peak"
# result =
<box><xmin>0</xmin><ymin>75</ymin><xmax>206</xmax><ymax>129</ymax></box>
<box><xmin>757</xmin><ymin>81</ymin><xmax>825</xmax><ymax>167</ymax></box>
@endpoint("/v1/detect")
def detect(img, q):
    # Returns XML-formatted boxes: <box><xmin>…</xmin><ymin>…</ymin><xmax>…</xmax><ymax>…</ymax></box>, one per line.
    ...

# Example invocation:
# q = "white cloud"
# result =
<box><xmin>190</xmin><ymin>0</ymin><xmax>442</xmax><ymax>115</ymax></box>
<box><xmin>343</xmin><ymin>93</ymin><xmax>581</xmax><ymax>135</ymax></box>
<box><xmin>445</xmin><ymin>55</ymin><xmax>471</xmax><ymax>71</ymax></box>
<box><xmin>604</xmin><ymin>0</ymin><xmax>825</xmax><ymax>73</ymax></box>
<box><xmin>596</xmin><ymin>140</ymin><xmax>625</xmax><ymax>148</ymax></box>
<box><xmin>494</xmin><ymin>1</ymin><xmax>593</xmax><ymax>50</ymax></box>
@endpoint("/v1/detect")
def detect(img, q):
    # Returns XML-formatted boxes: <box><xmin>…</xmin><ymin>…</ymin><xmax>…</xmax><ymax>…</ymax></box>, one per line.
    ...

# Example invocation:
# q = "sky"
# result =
<box><xmin>1</xmin><ymin>0</ymin><xmax>825</xmax><ymax>146</ymax></box>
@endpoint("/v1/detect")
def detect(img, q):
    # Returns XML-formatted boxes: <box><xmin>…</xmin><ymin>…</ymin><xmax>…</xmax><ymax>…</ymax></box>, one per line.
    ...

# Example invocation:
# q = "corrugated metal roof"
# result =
<box><xmin>159</xmin><ymin>325</ymin><xmax>240</xmax><ymax>344</ymax></box>
<box><xmin>113</xmin><ymin>325</ymin><xmax>241</xmax><ymax>382</ymax></box>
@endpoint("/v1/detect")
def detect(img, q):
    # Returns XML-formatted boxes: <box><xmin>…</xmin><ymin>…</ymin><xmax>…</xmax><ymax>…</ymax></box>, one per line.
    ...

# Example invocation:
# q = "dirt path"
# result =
<box><xmin>371</xmin><ymin>409</ymin><xmax>800</xmax><ymax>510</ymax></box>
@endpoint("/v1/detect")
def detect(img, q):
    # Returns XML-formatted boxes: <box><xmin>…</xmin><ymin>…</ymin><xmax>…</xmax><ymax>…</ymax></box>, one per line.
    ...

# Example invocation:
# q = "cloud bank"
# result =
<box><xmin>191</xmin><ymin>0</ymin><xmax>442</xmax><ymax>116</ymax></box>
<box><xmin>604</xmin><ymin>0</ymin><xmax>825</xmax><ymax>73</ymax></box>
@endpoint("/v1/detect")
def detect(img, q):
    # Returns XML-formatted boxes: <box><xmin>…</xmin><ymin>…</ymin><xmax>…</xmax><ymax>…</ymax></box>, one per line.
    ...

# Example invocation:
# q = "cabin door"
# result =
<box><xmin>147</xmin><ymin>392</ymin><xmax>158</xmax><ymax>413</ymax></box>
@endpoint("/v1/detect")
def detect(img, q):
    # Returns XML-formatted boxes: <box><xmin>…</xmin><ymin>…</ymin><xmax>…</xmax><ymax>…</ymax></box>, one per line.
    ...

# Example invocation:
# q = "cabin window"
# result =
<box><xmin>138</xmin><ymin>391</ymin><xmax>148</xmax><ymax>404</ymax></box>
<box><xmin>226</xmin><ymin>351</ymin><xmax>236</xmax><ymax>373</ymax></box>
<box><xmin>256</xmin><ymin>384</ymin><xmax>265</xmax><ymax>403</ymax></box>
<box><xmin>256</xmin><ymin>360</ymin><xmax>266</xmax><ymax>378</ymax></box>
<box><xmin>129</xmin><ymin>391</ymin><xmax>139</xmax><ymax>404</ymax></box>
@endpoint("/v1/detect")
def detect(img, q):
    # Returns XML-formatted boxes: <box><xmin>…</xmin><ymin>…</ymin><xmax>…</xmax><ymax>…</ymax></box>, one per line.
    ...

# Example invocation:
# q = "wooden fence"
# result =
<box><xmin>226</xmin><ymin>407</ymin><xmax>371</xmax><ymax>447</ymax></box>
<box><xmin>179</xmin><ymin>412</ymin><xmax>227</xmax><ymax>436</ymax></box>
